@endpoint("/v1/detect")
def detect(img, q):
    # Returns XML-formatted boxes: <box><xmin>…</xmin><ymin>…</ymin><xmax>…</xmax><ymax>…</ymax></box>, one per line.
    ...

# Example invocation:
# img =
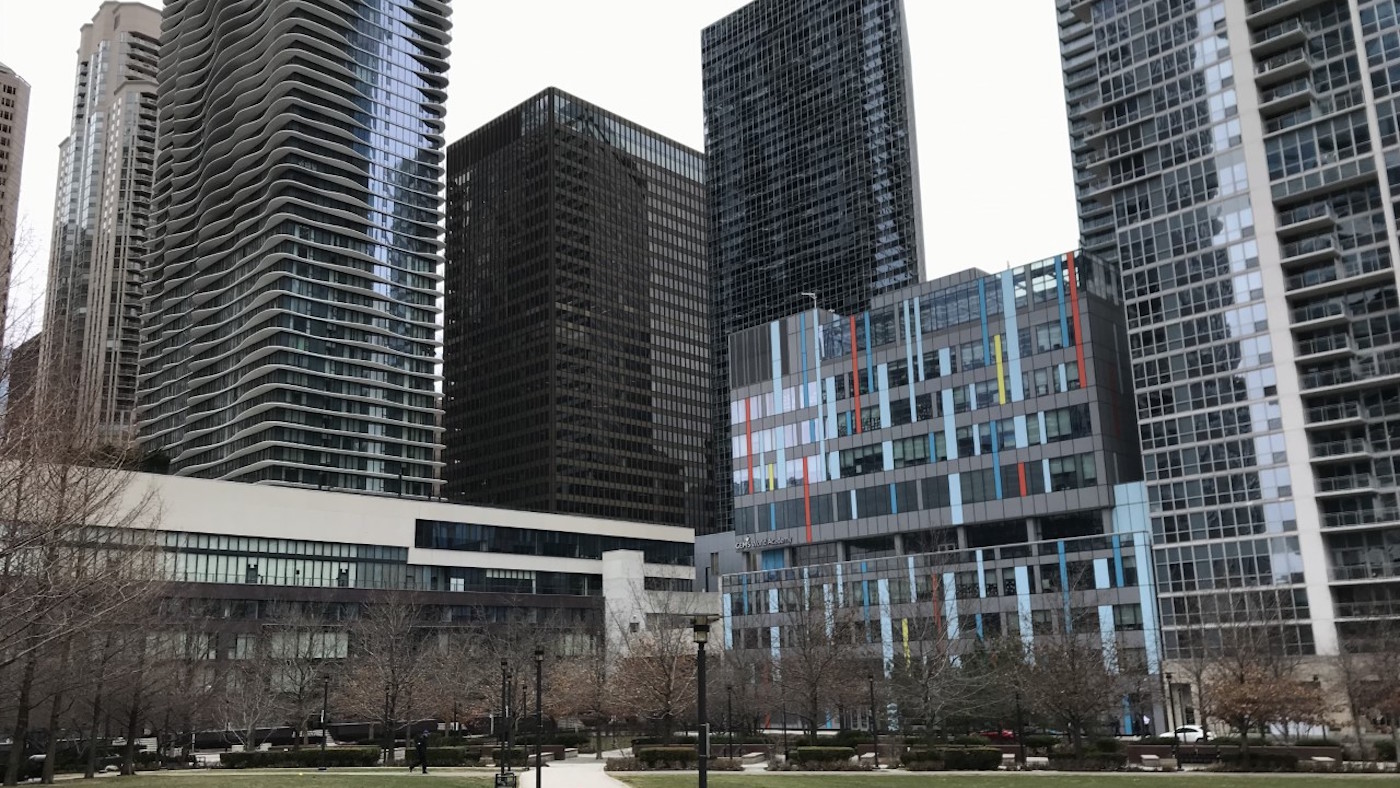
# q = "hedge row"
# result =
<box><xmin>903</xmin><ymin>746</ymin><xmax>1002</xmax><ymax>771</ymax></box>
<box><xmin>636</xmin><ymin>747</ymin><xmax>697</xmax><ymax>769</ymax></box>
<box><xmin>1047</xmin><ymin>752</ymin><xmax>1128</xmax><ymax>771</ymax></box>
<box><xmin>220</xmin><ymin>748</ymin><xmax>379</xmax><ymax>768</ymax></box>
<box><xmin>1217</xmin><ymin>752</ymin><xmax>1300</xmax><ymax>772</ymax></box>
<box><xmin>794</xmin><ymin>746</ymin><xmax>856</xmax><ymax>764</ymax></box>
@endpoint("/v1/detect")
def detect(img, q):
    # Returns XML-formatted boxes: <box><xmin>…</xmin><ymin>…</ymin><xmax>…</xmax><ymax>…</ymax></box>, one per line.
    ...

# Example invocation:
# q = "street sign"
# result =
<box><xmin>699</xmin><ymin>722</ymin><xmax>710</xmax><ymax>758</ymax></box>
<box><xmin>494</xmin><ymin>774</ymin><xmax>518</xmax><ymax>788</ymax></box>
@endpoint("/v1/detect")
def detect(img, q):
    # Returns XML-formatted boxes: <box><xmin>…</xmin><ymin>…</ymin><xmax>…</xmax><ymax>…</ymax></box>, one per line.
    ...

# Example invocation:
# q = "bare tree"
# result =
<box><xmin>772</xmin><ymin>599</ymin><xmax>865</xmax><ymax>738</ymax></box>
<box><xmin>610</xmin><ymin>586</ymin><xmax>708</xmax><ymax>742</ymax></box>
<box><xmin>262</xmin><ymin>604</ymin><xmax>343</xmax><ymax>748</ymax></box>
<box><xmin>550</xmin><ymin>627</ymin><xmax>618</xmax><ymax>759</ymax></box>
<box><xmin>1336</xmin><ymin>621</ymin><xmax>1400</xmax><ymax>760</ymax></box>
<box><xmin>337</xmin><ymin>594</ymin><xmax>433</xmax><ymax>765</ymax></box>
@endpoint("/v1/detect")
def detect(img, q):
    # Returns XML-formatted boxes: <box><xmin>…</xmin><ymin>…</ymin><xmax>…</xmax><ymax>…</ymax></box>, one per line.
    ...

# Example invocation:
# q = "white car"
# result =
<box><xmin>1171</xmin><ymin>725</ymin><xmax>1206</xmax><ymax>743</ymax></box>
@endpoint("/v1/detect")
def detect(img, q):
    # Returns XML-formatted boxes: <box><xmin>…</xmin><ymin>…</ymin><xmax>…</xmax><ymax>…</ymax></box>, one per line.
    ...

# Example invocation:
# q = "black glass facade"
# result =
<box><xmin>443</xmin><ymin>88</ymin><xmax>710</xmax><ymax>528</ymax></box>
<box><xmin>702</xmin><ymin>0</ymin><xmax>924</xmax><ymax>533</ymax></box>
<box><xmin>414</xmin><ymin>519</ymin><xmax>695</xmax><ymax>566</ymax></box>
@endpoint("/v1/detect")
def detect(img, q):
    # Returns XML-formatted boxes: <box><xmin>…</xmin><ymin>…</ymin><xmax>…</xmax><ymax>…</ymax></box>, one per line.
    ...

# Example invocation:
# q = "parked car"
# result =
<box><xmin>1170</xmin><ymin>725</ymin><xmax>1206</xmax><ymax>743</ymax></box>
<box><xmin>976</xmin><ymin>729</ymin><xmax>1018</xmax><ymax>743</ymax></box>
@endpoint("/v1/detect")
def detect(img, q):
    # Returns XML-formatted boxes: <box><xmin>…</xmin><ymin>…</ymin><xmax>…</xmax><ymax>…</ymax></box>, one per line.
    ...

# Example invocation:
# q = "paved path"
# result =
<box><xmin>524</xmin><ymin>758</ymin><xmax>629</xmax><ymax>788</ymax></box>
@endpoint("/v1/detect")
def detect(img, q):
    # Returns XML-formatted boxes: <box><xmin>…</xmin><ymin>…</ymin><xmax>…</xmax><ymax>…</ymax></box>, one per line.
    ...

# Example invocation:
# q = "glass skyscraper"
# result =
<box><xmin>137</xmin><ymin>0</ymin><xmax>450</xmax><ymax>496</ymax></box>
<box><xmin>702</xmin><ymin>0</ymin><xmax>924</xmax><ymax>533</ymax></box>
<box><xmin>1060</xmin><ymin>0</ymin><xmax>1400</xmax><ymax>671</ymax></box>
<box><xmin>443</xmin><ymin>89</ymin><xmax>711</xmax><ymax>528</ymax></box>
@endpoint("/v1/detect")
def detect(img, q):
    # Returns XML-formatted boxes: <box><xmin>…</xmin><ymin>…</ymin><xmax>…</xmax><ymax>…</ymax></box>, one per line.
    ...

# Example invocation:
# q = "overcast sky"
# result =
<box><xmin>1</xmin><ymin>0</ymin><xmax>1077</xmax><ymax>338</ymax></box>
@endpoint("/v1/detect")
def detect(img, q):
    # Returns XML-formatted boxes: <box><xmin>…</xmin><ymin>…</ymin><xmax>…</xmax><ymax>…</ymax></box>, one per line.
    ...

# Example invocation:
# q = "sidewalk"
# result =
<box><xmin>527</xmin><ymin>758</ymin><xmax>629</xmax><ymax>788</ymax></box>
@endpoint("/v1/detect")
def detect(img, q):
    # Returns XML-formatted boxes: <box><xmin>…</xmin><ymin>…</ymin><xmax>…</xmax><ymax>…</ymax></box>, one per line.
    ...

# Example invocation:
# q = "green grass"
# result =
<box><xmin>615</xmin><ymin>776</ymin><xmax>1392</xmax><ymax>788</ymax></box>
<box><xmin>86</xmin><ymin>771</ymin><xmax>498</xmax><ymax>787</ymax></box>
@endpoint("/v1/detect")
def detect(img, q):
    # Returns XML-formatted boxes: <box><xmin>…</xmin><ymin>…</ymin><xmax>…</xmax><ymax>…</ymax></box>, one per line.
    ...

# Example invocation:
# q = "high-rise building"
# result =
<box><xmin>0</xmin><ymin>62</ymin><xmax>29</xmax><ymax>349</ymax></box>
<box><xmin>702</xmin><ymin>0</ymin><xmax>924</xmax><ymax>533</ymax></box>
<box><xmin>443</xmin><ymin>88</ymin><xmax>710</xmax><ymax>528</ymax></box>
<box><xmin>1060</xmin><ymin>0</ymin><xmax>1400</xmax><ymax>670</ymax></box>
<box><xmin>137</xmin><ymin>0</ymin><xmax>450</xmax><ymax>496</ymax></box>
<box><xmin>40</xmin><ymin>2</ymin><xmax>159</xmax><ymax>435</ymax></box>
<box><xmin>715</xmin><ymin>252</ymin><xmax>1158</xmax><ymax>730</ymax></box>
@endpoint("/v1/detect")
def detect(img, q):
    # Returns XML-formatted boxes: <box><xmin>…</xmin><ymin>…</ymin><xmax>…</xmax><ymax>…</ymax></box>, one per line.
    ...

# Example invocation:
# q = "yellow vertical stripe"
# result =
<box><xmin>767</xmin><ymin>463</ymin><xmax>775</xmax><ymax>489</ymax></box>
<box><xmin>994</xmin><ymin>334</ymin><xmax>1006</xmax><ymax>405</ymax></box>
<box><xmin>902</xmin><ymin>618</ymin><xmax>911</xmax><ymax>664</ymax></box>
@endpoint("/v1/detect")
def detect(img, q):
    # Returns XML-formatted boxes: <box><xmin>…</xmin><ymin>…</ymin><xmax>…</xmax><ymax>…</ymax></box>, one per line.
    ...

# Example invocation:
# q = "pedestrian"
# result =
<box><xmin>411</xmin><ymin>729</ymin><xmax>430</xmax><ymax>774</ymax></box>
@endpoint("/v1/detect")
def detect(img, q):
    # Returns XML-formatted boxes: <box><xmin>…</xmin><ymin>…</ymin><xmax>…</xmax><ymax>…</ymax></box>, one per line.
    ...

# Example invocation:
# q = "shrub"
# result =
<box><xmin>631</xmin><ymin>737</ymin><xmax>695</xmax><ymax>747</ymax></box>
<box><xmin>937</xmin><ymin>746</ymin><xmax>1003</xmax><ymax>771</ymax></box>
<box><xmin>1047</xmin><ymin>752</ymin><xmax>1127</xmax><ymax>771</ymax></box>
<box><xmin>903</xmin><ymin>759</ymin><xmax>947</xmax><ymax>771</ymax></box>
<box><xmin>1293</xmin><ymin>737</ymin><xmax>1334</xmax><ymax>748</ymax></box>
<box><xmin>710</xmin><ymin>757</ymin><xmax>744</xmax><ymax>771</ymax></box>
<box><xmin>1093</xmin><ymin>738</ymin><xmax>1123</xmax><ymax>753</ymax></box>
<box><xmin>1023</xmin><ymin>734</ymin><xmax>1060</xmax><ymax>752</ymax></box>
<box><xmin>220</xmin><ymin>748</ymin><xmax>379</xmax><ymax>769</ymax></box>
<box><xmin>636</xmin><ymin>746</ymin><xmax>698</xmax><ymax>769</ymax></box>
<box><xmin>1138</xmin><ymin>735</ymin><xmax>1176</xmax><ymax>745</ymax></box>
<box><xmin>605</xmin><ymin>756</ymin><xmax>642</xmax><ymax>771</ymax></box>
<box><xmin>794</xmin><ymin>746</ymin><xmax>856</xmax><ymax>764</ymax></box>
<box><xmin>1376</xmin><ymin>740</ymin><xmax>1397</xmax><ymax>761</ymax></box>
<box><xmin>1216</xmin><ymin>752</ymin><xmax>1299</xmax><ymax>772</ymax></box>
<box><xmin>950</xmin><ymin>734</ymin><xmax>991</xmax><ymax>746</ymax></box>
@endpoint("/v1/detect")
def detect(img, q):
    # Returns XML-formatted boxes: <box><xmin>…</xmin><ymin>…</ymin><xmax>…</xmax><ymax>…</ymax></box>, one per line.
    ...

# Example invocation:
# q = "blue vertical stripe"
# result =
<box><xmin>799</xmin><ymin>312</ymin><xmax>809</xmax><ymax>409</ymax></box>
<box><xmin>889</xmin><ymin>483</ymin><xmax>898</xmax><ymax>514</ymax></box>
<box><xmin>1112</xmin><ymin>535</ymin><xmax>1125</xmax><ymax>588</ymax></box>
<box><xmin>902</xmin><ymin>301</ymin><xmax>917</xmax><ymax>421</ymax></box>
<box><xmin>770</xmin><ymin>321</ymin><xmax>783</xmax><ymax>414</ymax></box>
<box><xmin>1056</xmin><ymin>256</ymin><xmax>1070</xmax><ymax>341</ymax></box>
<box><xmin>991</xmin><ymin>421</ymin><xmax>1002</xmax><ymax>499</ymax></box>
<box><xmin>913</xmin><ymin>297</ymin><xmax>925</xmax><ymax>381</ymax></box>
<box><xmin>769</xmin><ymin>503</ymin><xmax>777</xmax><ymax>531</ymax></box>
<box><xmin>978</xmin><ymin>278</ymin><xmax>991</xmax><ymax>365</ymax></box>
<box><xmin>1002</xmin><ymin>270</ymin><xmax>1025</xmax><ymax>401</ymax></box>
<box><xmin>862</xmin><ymin>311</ymin><xmax>874</xmax><ymax>395</ymax></box>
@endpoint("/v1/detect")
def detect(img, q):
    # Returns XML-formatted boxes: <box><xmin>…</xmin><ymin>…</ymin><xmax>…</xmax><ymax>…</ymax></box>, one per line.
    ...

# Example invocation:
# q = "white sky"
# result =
<box><xmin>1</xmin><ymin>0</ymin><xmax>1078</xmax><ymax>339</ymax></box>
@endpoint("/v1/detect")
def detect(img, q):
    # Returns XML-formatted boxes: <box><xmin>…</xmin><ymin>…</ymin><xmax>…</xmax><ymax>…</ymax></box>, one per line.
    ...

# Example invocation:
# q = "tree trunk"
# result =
<box><xmin>1237</xmin><ymin>716</ymin><xmax>1251</xmax><ymax>764</ymax></box>
<box><xmin>594</xmin><ymin>723</ymin><xmax>602</xmax><ymax>760</ymax></box>
<box><xmin>121</xmin><ymin>692</ymin><xmax>141</xmax><ymax>776</ymax></box>
<box><xmin>84</xmin><ymin>688</ymin><xmax>103</xmax><ymax>779</ymax></box>
<box><xmin>4</xmin><ymin>648</ymin><xmax>39</xmax><ymax>787</ymax></box>
<box><xmin>41</xmin><ymin>637</ymin><xmax>74</xmax><ymax>784</ymax></box>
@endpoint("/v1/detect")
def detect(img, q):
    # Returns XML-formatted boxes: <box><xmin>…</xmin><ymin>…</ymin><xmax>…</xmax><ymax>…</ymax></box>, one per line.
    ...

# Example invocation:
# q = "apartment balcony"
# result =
<box><xmin>1246</xmin><ymin>0</ymin><xmax>1332</xmax><ymax>27</ymax></box>
<box><xmin>1314</xmin><ymin>473</ymin><xmax>1376</xmax><ymax>496</ymax></box>
<box><xmin>1309</xmin><ymin>437</ymin><xmax>1369</xmax><ymax>463</ymax></box>
<box><xmin>1290</xmin><ymin>299</ymin><xmax>1348</xmax><ymax>328</ymax></box>
<box><xmin>1334</xmin><ymin>600</ymin><xmax>1400</xmax><ymax>620</ymax></box>
<box><xmin>1305</xmin><ymin>402</ymin><xmax>1366</xmax><ymax>426</ymax></box>
<box><xmin>1255</xmin><ymin>48</ymin><xmax>1313</xmax><ymax>87</ymax></box>
<box><xmin>1322</xmin><ymin>507</ymin><xmax>1400</xmax><ymax>530</ymax></box>
<box><xmin>1259</xmin><ymin>78</ymin><xmax>1318</xmax><ymax>117</ymax></box>
<box><xmin>1066</xmin><ymin>0</ymin><xmax>1093</xmax><ymax>23</ymax></box>
<box><xmin>1279</xmin><ymin>234</ymin><xmax>1340</xmax><ymax>268</ymax></box>
<box><xmin>1294</xmin><ymin>332</ymin><xmax>1352</xmax><ymax>361</ymax></box>
<box><xmin>1275</xmin><ymin>202</ymin><xmax>1336</xmax><ymax>237</ymax></box>
<box><xmin>1331</xmin><ymin>562</ymin><xmax>1400</xmax><ymax>583</ymax></box>
<box><xmin>1065</xmin><ymin>65</ymin><xmax>1097</xmax><ymax>89</ymax></box>
<box><xmin>1251</xmin><ymin>17</ymin><xmax>1313</xmax><ymax>58</ymax></box>
<box><xmin>1285</xmin><ymin>257</ymin><xmax>1394</xmax><ymax>299</ymax></box>
<box><xmin>1272</xmin><ymin>155</ymin><xmax>1377</xmax><ymax>202</ymax></box>
<box><xmin>1299</xmin><ymin>355</ymin><xmax>1400</xmax><ymax>394</ymax></box>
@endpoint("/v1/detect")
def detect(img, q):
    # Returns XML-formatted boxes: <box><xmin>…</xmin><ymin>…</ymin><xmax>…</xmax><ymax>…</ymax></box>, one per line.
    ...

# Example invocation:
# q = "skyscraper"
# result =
<box><xmin>444</xmin><ymin>88</ymin><xmax>710</xmax><ymax>528</ymax></box>
<box><xmin>0</xmin><ymin>62</ymin><xmax>29</xmax><ymax>349</ymax></box>
<box><xmin>702</xmin><ymin>0</ymin><xmax>924</xmax><ymax>533</ymax></box>
<box><xmin>1060</xmin><ymin>0</ymin><xmax>1400</xmax><ymax>666</ymax></box>
<box><xmin>137</xmin><ymin>0</ymin><xmax>450</xmax><ymax>496</ymax></box>
<box><xmin>40</xmin><ymin>2</ymin><xmax>159</xmax><ymax>435</ymax></box>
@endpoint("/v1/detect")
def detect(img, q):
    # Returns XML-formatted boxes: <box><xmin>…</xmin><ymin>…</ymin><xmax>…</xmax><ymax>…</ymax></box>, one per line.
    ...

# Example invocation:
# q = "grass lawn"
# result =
<box><xmin>615</xmin><ymin>775</ymin><xmax>1393</xmax><ymax>788</ymax></box>
<box><xmin>90</xmin><ymin>770</ymin><xmax>498</xmax><ymax>787</ymax></box>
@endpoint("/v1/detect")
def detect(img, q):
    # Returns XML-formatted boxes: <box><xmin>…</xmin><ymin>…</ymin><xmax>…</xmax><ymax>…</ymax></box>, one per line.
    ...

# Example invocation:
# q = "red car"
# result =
<box><xmin>977</xmin><ymin>729</ymin><xmax>1018</xmax><ymax>742</ymax></box>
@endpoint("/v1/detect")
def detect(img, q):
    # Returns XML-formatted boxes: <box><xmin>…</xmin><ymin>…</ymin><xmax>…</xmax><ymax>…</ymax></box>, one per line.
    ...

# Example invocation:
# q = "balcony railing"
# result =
<box><xmin>1322</xmin><ymin>508</ymin><xmax>1400</xmax><ymax>528</ymax></box>
<box><xmin>1306</xmin><ymin>402</ymin><xmax>1364</xmax><ymax>423</ymax></box>
<box><xmin>1256</xmin><ymin>48</ymin><xmax>1310</xmax><ymax>77</ymax></box>
<box><xmin>1332</xmin><ymin>563</ymin><xmax>1400</xmax><ymax>582</ymax></box>
<box><xmin>1291</xmin><ymin>300</ymin><xmax>1345</xmax><ymax>324</ymax></box>
<box><xmin>1296</xmin><ymin>333</ymin><xmax>1351</xmax><ymax>356</ymax></box>
<box><xmin>1280</xmin><ymin>234</ymin><xmax>1339</xmax><ymax>262</ymax></box>
<box><xmin>1314</xmin><ymin>473</ymin><xmax>1374</xmax><ymax>492</ymax></box>
<box><xmin>1309</xmin><ymin>437</ymin><xmax>1368</xmax><ymax>458</ymax></box>
<box><xmin>1276</xmin><ymin>201</ymin><xmax>1335</xmax><ymax>229</ymax></box>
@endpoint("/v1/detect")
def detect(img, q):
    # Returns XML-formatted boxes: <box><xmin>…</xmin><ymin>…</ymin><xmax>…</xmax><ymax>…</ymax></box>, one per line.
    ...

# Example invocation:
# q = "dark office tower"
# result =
<box><xmin>702</xmin><ymin>0</ymin><xmax>925</xmax><ymax>533</ymax></box>
<box><xmin>137</xmin><ymin>0</ymin><xmax>450</xmax><ymax>496</ymax></box>
<box><xmin>1060</xmin><ymin>0</ymin><xmax>1400</xmax><ymax>668</ymax></box>
<box><xmin>443</xmin><ymin>89</ymin><xmax>710</xmax><ymax>528</ymax></box>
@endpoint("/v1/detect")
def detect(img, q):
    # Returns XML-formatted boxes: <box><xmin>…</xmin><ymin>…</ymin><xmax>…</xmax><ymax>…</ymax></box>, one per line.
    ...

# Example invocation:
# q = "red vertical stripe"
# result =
<box><xmin>801</xmin><ymin>458</ymin><xmax>813</xmax><ymax>544</ymax></box>
<box><xmin>744</xmin><ymin>398</ymin><xmax>755</xmax><ymax>493</ymax></box>
<box><xmin>1018</xmin><ymin>462</ymin><xmax>1028</xmax><ymax>497</ymax></box>
<box><xmin>1066</xmin><ymin>250</ymin><xmax>1089</xmax><ymax>387</ymax></box>
<box><xmin>849</xmin><ymin>316</ymin><xmax>862</xmax><ymax>433</ymax></box>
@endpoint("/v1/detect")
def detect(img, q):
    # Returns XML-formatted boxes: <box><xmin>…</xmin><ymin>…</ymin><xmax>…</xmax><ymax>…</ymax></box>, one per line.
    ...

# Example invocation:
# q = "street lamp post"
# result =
<box><xmin>499</xmin><ymin>660</ymin><xmax>509</xmax><ymax>778</ymax></box>
<box><xmin>382</xmin><ymin>683</ymin><xmax>391</xmax><ymax>767</ymax></box>
<box><xmin>1014</xmin><ymin>690</ymin><xmax>1026</xmax><ymax>768</ymax></box>
<box><xmin>726</xmin><ymin>685</ymin><xmax>733</xmax><ymax>759</ymax></box>
<box><xmin>693</xmin><ymin>617</ymin><xmax>711</xmax><ymax>788</ymax></box>
<box><xmin>318</xmin><ymin>675</ymin><xmax>330</xmax><ymax>771</ymax></box>
<box><xmin>1165</xmin><ymin>672</ymin><xmax>1179</xmax><ymax>757</ymax></box>
<box><xmin>535</xmin><ymin>649</ymin><xmax>544</xmax><ymax>788</ymax></box>
<box><xmin>868</xmin><ymin>675</ymin><xmax>880</xmax><ymax>769</ymax></box>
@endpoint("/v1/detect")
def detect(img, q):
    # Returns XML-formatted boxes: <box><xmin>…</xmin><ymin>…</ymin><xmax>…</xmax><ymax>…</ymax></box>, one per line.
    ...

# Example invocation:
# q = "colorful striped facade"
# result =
<box><xmin>719</xmin><ymin>251</ymin><xmax>1163</xmax><ymax>733</ymax></box>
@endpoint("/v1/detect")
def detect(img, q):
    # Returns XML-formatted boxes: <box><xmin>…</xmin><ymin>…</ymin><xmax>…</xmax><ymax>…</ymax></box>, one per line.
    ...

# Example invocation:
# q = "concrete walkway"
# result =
<box><xmin>523</xmin><ymin>758</ymin><xmax>629</xmax><ymax>788</ymax></box>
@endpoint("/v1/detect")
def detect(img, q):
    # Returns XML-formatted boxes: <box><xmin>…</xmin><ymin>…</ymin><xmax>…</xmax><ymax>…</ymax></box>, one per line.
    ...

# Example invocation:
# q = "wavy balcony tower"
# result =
<box><xmin>136</xmin><ymin>0</ymin><xmax>451</xmax><ymax>496</ymax></box>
